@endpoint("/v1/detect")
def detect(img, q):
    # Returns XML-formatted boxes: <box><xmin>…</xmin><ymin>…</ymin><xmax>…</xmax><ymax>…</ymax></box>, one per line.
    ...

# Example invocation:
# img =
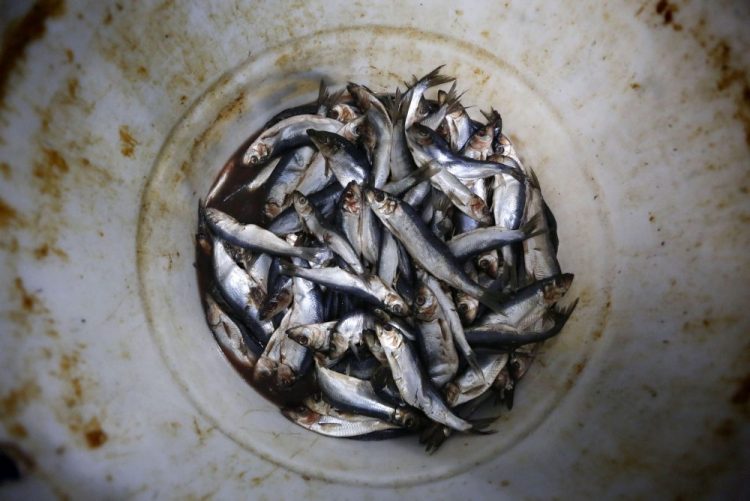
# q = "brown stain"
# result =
<box><xmin>136</xmin><ymin>65</ymin><xmax>148</xmax><ymax>77</ymax></box>
<box><xmin>275</xmin><ymin>53</ymin><xmax>292</xmax><ymax>68</ymax></box>
<box><xmin>33</xmin><ymin>243</ymin><xmax>69</xmax><ymax>260</ymax></box>
<box><xmin>119</xmin><ymin>125</ymin><xmax>138</xmax><ymax>157</ymax></box>
<box><xmin>730</xmin><ymin>373</ymin><xmax>750</xmax><ymax>405</ymax></box>
<box><xmin>33</xmin><ymin>148</ymin><xmax>70</xmax><ymax>198</ymax></box>
<box><xmin>65</xmin><ymin>77</ymin><xmax>77</xmax><ymax>100</ymax></box>
<box><xmin>102</xmin><ymin>10</ymin><xmax>112</xmax><ymax>25</ymax></box>
<box><xmin>500</xmin><ymin>479</ymin><xmax>510</xmax><ymax>487</ymax></box>
<box><xmin>58</xmin><ymin>350</ymin><xmax>84</xmax><ymax>408</ymax></box>
<box><xmin>629</xmin><ymin>82</ymin><xmax>641</xmax><ymax>90</ymax></box>
<box><xmin>0</xmin><ymin>0</ymin><xmax>66</xmax><ymax>107</ymax></box>
<box><xmin>6</xmin><ymin>422</ymin><xmax>28</xmax><ymax>438</ymax></box>
<box><xmin>0</xmin><ymin>161</ymin><xmax>10</xmax><ymax>179</ymax></box>
<box><xmin>64</xmin><ymin>48</ymin><xmax>73</xmax><ymax>63</ymax></box>
<box><xmin>0</xmin><ymin>197</ymin><xmax>19</xmax><ymax>228</ymax></box>
<box><xmin>14</xmin><ymin>277</ymin><xmax>40</xmax><ymax>313</ymax></box>
<box><xmin>655</xmin><ymin>0</ymin><xmax>681</xmax><ymax>31</ymax></box>
<box><xmin>83</xmin><ymin>417</ymin><xmax>107</xmax><ymax>448</ymax></box>
<box><xmin>0</xmin><ymin>380</ymin><xmax>41</xmax><ymax>417</ymax></box>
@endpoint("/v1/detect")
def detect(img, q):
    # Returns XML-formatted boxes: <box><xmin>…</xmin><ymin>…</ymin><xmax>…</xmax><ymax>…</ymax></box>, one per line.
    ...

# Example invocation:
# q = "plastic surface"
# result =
<box><xmin>1</xmin><ymin>1</ymin><xmax>748</xmax><ymax>498</ymax></box>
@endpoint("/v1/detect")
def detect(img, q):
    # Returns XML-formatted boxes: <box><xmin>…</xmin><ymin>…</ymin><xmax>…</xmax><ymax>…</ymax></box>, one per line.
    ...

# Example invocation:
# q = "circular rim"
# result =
<box><xmin>136</xmin><ymin>24</ymin><xmax>615</xmax><ymax>487</ymax></box>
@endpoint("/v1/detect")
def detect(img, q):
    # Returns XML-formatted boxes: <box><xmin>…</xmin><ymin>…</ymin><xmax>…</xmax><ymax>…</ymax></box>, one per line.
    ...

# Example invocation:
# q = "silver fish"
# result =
<box><xmin>348</xmin><ymin>83</ymin><xmax>393</xmax><ymax>188</ymax></box>
<box><xmin>267</xmin><ymin>183</ymin><xmax>343</xmax><ymax>236</ymax></box>
<box><xmin>414</xmin><ymin>281</ymin><xmax>459</xmax><ymax>388</ymax></box>
<box><xmin>364</xmin><ymin>188</ymin><xmax>507</xmax><ymax>314</ymax></box>
<box><xmin>282</xmin><ymin>401</ymin><xmax>401</xmax><ymax>438</ymax></box>
<box><xmin>292</xmin><ymin>191</ymin><xmax>364</xmax><ymax>274</ymax></box>
<box><xmin>307</xmin><ymin>129</ymin><xmax>370</xmax><ymax>187</ymax></box>
<box><xmin>315</xmin><ymin>361</ymin><xmax>420</xmax><ymax>428</ymax></box>
<box><xmin>279</xmin><ymin>263</ymin><xmax>409</xmax><ymax>317</ymax></box>
<box><xmin>375</xmin><ymin>323</ymin><xmax>471</xmax><ymax>431</ymax></box>
<box><xmin>205</xmin><ymin>294</ymin><xmax>261</xmax><ymax>369</ymax></box>
<box><xmin>204</xmin><ymin>207</ymin><xmax>332</xmax><ymax>264</ymax></box>
<box><xmin>263</xmin><ymin>146</ymin><xmax>317</xmax><ymax>219</ymax></box>
<box><xmin>212</xmin><ymin>238</ymin><xmax>274</xmax><ymax>343</ymax></box>
<box><xmin>444</xmin><ymin>352</ymin><xmax>509</xmax><ymax>407</ymax></box>
<box><xmin>477</xmin><ymin>274</ymin><xmax>574</xmax><ymax>330</ymax></box>
<box><xmin>446</xmin><ymin>214</ymin><xmax>542</xmax><ymax>260</ymax></box>
<box><xmin>523</xmin><ymin>169</ymin><xmax>562</xmax><ymax>282</ymax></box>
<box><xmin>243</xmin><ymin>115</ymin><xmax>342</xmax><ymax>166</ymax></box>
<box><xmin>294</xmin><ymin>152</ymin><xmax>331</xmax><ymax>196</ymax></box>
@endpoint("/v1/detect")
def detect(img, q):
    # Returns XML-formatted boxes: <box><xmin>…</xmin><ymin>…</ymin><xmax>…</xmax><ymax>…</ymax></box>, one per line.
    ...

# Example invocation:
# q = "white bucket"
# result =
<box><xmin>1</xmin><ymin>2</ymin><xmax>748</xmax><ymax>498</ymax></box>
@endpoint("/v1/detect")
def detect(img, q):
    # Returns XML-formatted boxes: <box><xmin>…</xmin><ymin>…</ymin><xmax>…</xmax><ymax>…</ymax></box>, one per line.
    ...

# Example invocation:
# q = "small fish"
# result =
<box><xmin>267</xmin><ymin>183</ymin><xmax>343</xmax><ymax>236</ymax></box>
<box><xmin>375</xmin><ymin>323</ymin><xmax>471</xmax><ymax>431</ymax></box>
<box><xmin>444</xmin><ymin>352</ymin><xmax>509</xmax><ymax>407</ymax></box>
<box><xmin>348</xmin><ymin>83</ymin><xmax>393</xmax><ymax>188</ymax></box>
<box><xmin>315</xmin><ymin>361</ymin><xmax>420</xmax><ymax>428</ymax></box>
<box><xmin>243</xmin><ymin>115</ymin><xmax>342</xmax><ymax>166</ymax></box>
<box><xmin>292</xmin><ymin>191</ymin><xmax>364</xmax><ymax>274</ymax></box>
<box><xmin>282</xmin><ymin>400</ymin><xmax>401</xmax><ymax>439</ymax></box>
<box><xmin>279</xmin><ymin>263</ymin><xmax>409</xmax><ymax>317</ymax></box>
<box><xmin>204</xmin><ymin>206</ymin><xmax>332</xmax><ymax>264</ymax></box>
<box><xmin>364</xmin><ymin>188</ymin><xmax>507</xmax><ymax>314</ymax></box>
<box><xmin>205</xmin><ymin>294</ymin><xmax>262</xmax><ymax>369</ymax></box>
<box><xmin>477</xmin><ymin>274</ymin><xmax>574</xmax><ymax>330</ymax></box>
<box><xmin>263</xmin><ymin>146</ymin><xmax>317</xmax><ymax>219</ymax></box>
<box><xmin>307</xmin><ymin>129</ymin><xmax>370</xmax><ymax>187</ymax></box>
<box><xmin>465</xmin><ymin>299</ymin><xmax>578</xmax><ymax>349</ymax></box>
<box><xmin>414</xmin><ymin>282</ymin><xmax>459</xmax><ymax>388</ymax></box>
<box><xmin>211</xmin><ymin>238</ymin><xmax>274</xmax><ymax>343</ymax></box>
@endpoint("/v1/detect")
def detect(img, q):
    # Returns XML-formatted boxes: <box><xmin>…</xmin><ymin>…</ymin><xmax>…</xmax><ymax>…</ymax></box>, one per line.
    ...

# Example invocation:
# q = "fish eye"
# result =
<box><xmin>375</xmin><ymin>191</ymin><xmax>386</xmax><ymax>203</ymax></box>
<box><xmin>416</xmin><ymin>295</ymin><xmax>426</xmax><ymax>306</ymax></box>
<box><xmin>248</xmin><ymin>154</ymin><xmax>259</xmax><ymax>164</ymax></box>
<box><xmin>458</xmin><ymin>302</ymin><xmax>468</xmax><ymax>312</ymax></box>
<box><xmin>298</xmin><ymin>337</ymin><xmax>308</xmax><ymax>346</ymax></box>
<box><xmin>404</xmin><ymin>416</ymin><xmax>415</xmax><ymax>428</ymax></box>
<box><xmin>297</xmin><ymin>195</ymin><xmax>308</xmax><ymax>205</ymax></box>
<box><xmin>384</xmin><ymin>323</ymin><xmax>395</xmax><ymax>331</ymax></box>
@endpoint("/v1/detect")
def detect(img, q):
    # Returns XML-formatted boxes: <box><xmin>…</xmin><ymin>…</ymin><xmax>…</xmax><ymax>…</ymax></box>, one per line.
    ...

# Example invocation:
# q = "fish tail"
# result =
<box><xmin>417</xmin><ymin>65</ymin><xmax>455</xmax><ymax>91</ymax></box>
<box><xmin>316</xmin><ymin>79</ymin><xmax>344</xmax><ymax>114</ymax></box>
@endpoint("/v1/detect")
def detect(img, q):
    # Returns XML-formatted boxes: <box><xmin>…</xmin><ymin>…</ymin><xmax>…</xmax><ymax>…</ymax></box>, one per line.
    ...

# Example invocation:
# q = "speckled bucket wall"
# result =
<box><xmin>0</xmin><ymin>1</ymin><xmax>748</xmax><ymax>499</ymax></box>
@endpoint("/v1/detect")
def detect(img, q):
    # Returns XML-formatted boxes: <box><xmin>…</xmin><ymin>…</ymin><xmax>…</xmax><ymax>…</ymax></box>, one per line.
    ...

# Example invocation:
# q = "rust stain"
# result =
<box><xmin>32</xmin><ymin>243</ymin><xmax>69</xmax><ymax>260</ymax></box>
<box><xmin>0</xmin><ymin>161</ymin><xmax>10</xmax><ymax>179</ymax></box>
<box><xmin>655</xmin><ymin>0</ymin><xmax>681</xmax><ymax>31</ymax></box>
<box><xmin>118</xmin><ymin>125</ymin><xmax>138</xmax><ymax>157</ymax></box>
<box><xmin>14</xmin><ymin>277</ymin><xmax>40</xmax><ymax>313</ymax></box>
<box><xmin>33</xmin><ymin>148</ymin><xmax>70</xmax><ymax>198</ymax></box>
<box><xmin>0</xmin><ymin>0</ymin><xmax>66</xmax><ymax>107</ymax></box>
<box><xmin>275</xmin><ymin>53</ymin><xmax>292</xmax><ymax>68</ymax></box>
<box><xmin>136</xmin><ymin>65</ymin><xmax>148</xmax><ymax>77</ymax></box>
<box><xmin>0</xmin><ymin>380</ymin><xmax>41</xmax><ymax>417</ymax></box>
<box><xmin>629</xmin><ymin>82</ymin><xmax>641</xmax><ymax>90</ymax></box>
<box><xmin>64</xmin><ymin>48</ymin><xmax>73</xmax><ymax>63</ymax></box>
<box><xmin>102</xmin><ymin>10</ymin><xmax>113</xmax><ymax>25</ymax></box>
<box><xmin>65</xmin><ymin>77</ymin><xmax>77</xmax><ymax>100</ymax></box>
<box><xmin>83</xmin><ymin>417</ymin><xmax>107</xmax><ymax>449</ymax></box>
<box><xmin>6</xmin><ymin>422</ymin><xmax>28</xmax><ymax>438</ymax></box>
<box><xmin>0</xmin><ymin>197</ymin><xmax>19</xmax><ymax>228</ymax></box>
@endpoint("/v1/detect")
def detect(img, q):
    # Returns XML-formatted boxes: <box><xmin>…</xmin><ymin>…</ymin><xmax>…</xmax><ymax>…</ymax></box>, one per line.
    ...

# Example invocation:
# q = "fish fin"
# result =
<box><xmin>464</xmin><ymin>350</ymin><xmax>486</xmax><ymax>385</ymax></box>
<box><xmin>278</xmin><ymin>261</ymin><xmax>297</xmax><ymax>276</ymax></box>
<box><xmin>468</xmin><ymin>417</ymin><xmax>500</xmax><ymax>433</ymax></box>
<box><xmin>301</xmin><ymin>246</ymin><xmax>332</xmax><ymax>265</ymax></box>
<box><xmin>520</xmin><ymin>213</ymin><xmax>547</xmax><ymax>240</ymax></box>
<box><xmin>553</xmin><ymin>297</ymin><xmax>579</xmax><ymax>323</ymax></box>
<box><xmin>316</xmin><ymin>80</ymin><xmax>344</xmax><ymax>115</ymax></box>
<box><xmin>527</xmin><ymin>165</ymin><xmax>542</xmax><ymax>190</ymax></box>
<box><xmin>346</xmin><ymin>82</ymin><xmax>371</xmax><ymax>111</ymax></box>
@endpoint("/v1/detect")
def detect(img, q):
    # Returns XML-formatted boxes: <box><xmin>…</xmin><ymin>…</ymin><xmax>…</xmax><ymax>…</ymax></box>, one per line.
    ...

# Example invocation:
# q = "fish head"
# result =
<box><xmin>476</xmin><ymin>252</ymin><xmax>499</xmax><ymax>278</ymax></box>
<box><xmin>275</xmin><ymin>364</ymin><xmax>296</xmax><ymax>388</ymax></box>
<box><xmin>384</xmin><ymin>293</ymin><xmax>409</xmax><ymax>317</ymax></box>
<box><xmin>338</xmin><ymin>115</ymin><xmax>366</xmax><ymax>142</ymax></box>
<box><xmin>375</xmin><ymin>322</ymin><xmax>402</xmax><ymax>350</ymax></box>
<box><xmin>407</xmin><ymin>123</ymin><xmax>437</xmax><ymax>147</ymax></box>
<box><xmin>291</xmin><ymin>191</ymin><xmax>314</xmax><ymax>217</ymax></box>
<box><xmin>281</xmin><ymin>406</ymin><xmax>321</xmax><ymax>427</ymax></box>
<box><xmin>542</xmin><ymin>273</ymin><xmax>574</xmax><ymax>303</ymax></box>
<box><xmin>469</xmin><ymin>195</ymin><xmax>493</xmax><ymax>225</ymax></box>
<box><xmin>253</xmin><ymin>356</ymin><xmax>277</xmax><ymax>382</ymax></box>
<box><xmin>455</xmin><ymin>292</ymin><xmax>479</xmax><ymax>324</ymax></box>
<box><xmin>364</xmin><ymin>188</ymin><xmax>397</xmax><ymax>216</ymax></box>
<box><xmin>414</xmin><ymin>284</ymin><xmax>439</xmax><ymax>320</ymax></box>
<box><xmin>341</xmin><ymin>181</ymin><xmax>362</xmax><ymax>214</ymax></box>
<box><xmin>307</xmin><ymin>129</ymin><xmax>344</xmax><ymax>157</ymax></box>
<box><xmin>287</xmin><ymin>324</ymin><xmax>324</xmax><ymax>350</ymax></box>
<box><xmin>329</xmin><ymin>103</ymin><xmax>359</xmax><ymax>124</ymax></box>
<box><xmin>443</xmin><ymin>382</ymin><xmax>460</xmax><ymax>407</ymax></box>
<box><xmin>393</xmin><ymin>407</ymin><xmax>422</xmax><ymax>430</ymax></box>
<box><xmin>243</xmin><ymin>141</ymin><xmax>270</xmax><ymax>166</ymax></box>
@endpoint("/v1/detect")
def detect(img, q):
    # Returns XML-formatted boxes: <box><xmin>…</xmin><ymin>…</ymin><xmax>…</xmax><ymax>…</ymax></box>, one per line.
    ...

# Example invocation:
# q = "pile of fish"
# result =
<box><xmin>197</xmin><ymin>67</ymin><xmax>577</xmax><ymax>452</ymax></box>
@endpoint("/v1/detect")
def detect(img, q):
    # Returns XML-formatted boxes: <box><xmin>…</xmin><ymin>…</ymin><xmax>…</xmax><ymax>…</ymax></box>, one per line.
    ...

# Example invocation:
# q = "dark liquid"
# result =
<box><xmin>195</xmin><ymin>109</ymin><xmax>319</xmax><ymax>408</ymax></box>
